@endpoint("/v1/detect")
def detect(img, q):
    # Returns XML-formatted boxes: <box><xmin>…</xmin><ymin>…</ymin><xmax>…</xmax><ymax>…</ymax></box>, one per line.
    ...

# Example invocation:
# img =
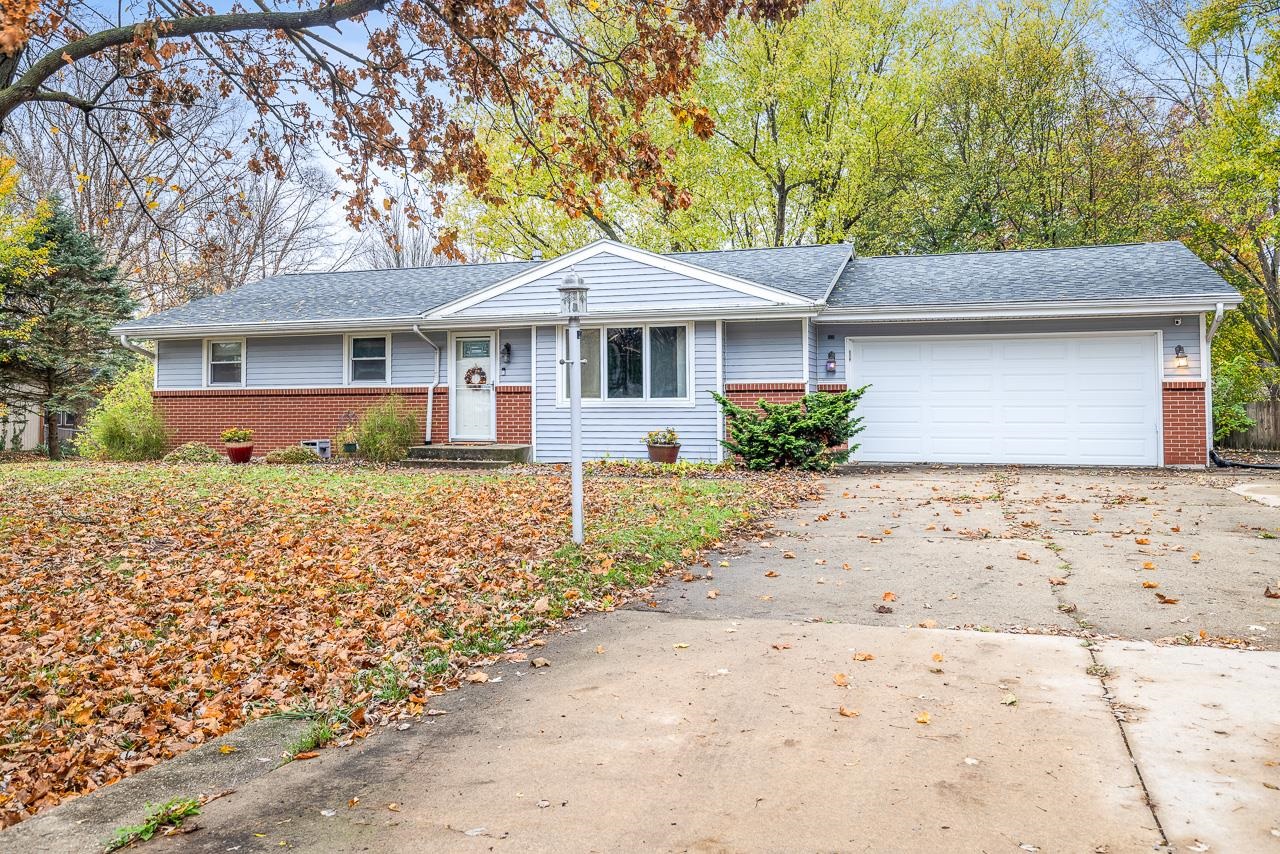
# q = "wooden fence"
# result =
<box><xmin>1220</xmin><ymin>399</ymin><xmax>1280</xmax><ymax>450</ymax></box>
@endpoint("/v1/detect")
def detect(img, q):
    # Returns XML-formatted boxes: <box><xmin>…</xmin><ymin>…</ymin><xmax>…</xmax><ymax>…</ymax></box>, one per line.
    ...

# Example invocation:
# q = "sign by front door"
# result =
<box><xmin>453</xmin><ymin>335</ymin><xmax>495</xmax><ymax>440</ymax></box>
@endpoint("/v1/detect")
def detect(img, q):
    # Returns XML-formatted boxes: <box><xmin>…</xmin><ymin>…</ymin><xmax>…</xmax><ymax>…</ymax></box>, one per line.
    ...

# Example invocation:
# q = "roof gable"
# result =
<box><xmin>430</xmin><ymin>241</ymin><xmax>816</xmax><ymax>319</ymax></box>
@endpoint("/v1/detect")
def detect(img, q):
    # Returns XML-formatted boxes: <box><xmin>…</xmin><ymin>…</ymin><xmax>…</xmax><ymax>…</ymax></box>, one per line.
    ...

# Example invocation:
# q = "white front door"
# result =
<box><xmin>453</xmin><ymin>335</ymin><xmax>496</xmax><ymax>440</ymax></box>
<box><xmin>846</xmin><ymin>333</ymin><xmax>1161</xmax><ymax>466</ymax></box>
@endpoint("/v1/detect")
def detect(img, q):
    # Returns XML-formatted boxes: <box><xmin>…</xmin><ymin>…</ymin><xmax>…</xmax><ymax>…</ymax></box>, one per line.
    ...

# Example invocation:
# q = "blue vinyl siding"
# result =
<box><xmin>456</xmin><ymin>252</ymin><xmax>775</xmax><ymax>318</ymax></box>
<box><xmin>812</xmin><ymin>315</ymin><xmax>1204</xmax><ymax>384</ymax></box>
<box><xmin>497</xmin><ymin>327</ymin><xmax>532</xmax><ymax>385</ymax></box>
<box><xmin>246</xmin><ymin>335</ymin><xmax>342</xmax><ymax>387</ymax></box>
<box><xmin>155</xmin><ymin>339</ymin><xmax>203</xmax><ymax>388</ymax></box>
<box><xmin>723</xmin><ymin>319</ymin><xmax>804</xmax><ymax>383</ymax></box>
<box><xmin>391</xmin><ymin>331</ymin><xmax>444</xmax><ymax>385</ymax></box>
<box><xmin>532</xmin><ymin>321</ymin><xmax>720</xmax><ymax>462</ymax></box>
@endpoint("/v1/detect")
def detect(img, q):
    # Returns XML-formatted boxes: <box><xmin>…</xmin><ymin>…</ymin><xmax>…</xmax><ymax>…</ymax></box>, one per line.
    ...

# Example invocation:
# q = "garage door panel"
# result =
<box><xmin>849</xmin><ymin>334</ymin><xmax>1159</xmax><ymax>466</ymax></box>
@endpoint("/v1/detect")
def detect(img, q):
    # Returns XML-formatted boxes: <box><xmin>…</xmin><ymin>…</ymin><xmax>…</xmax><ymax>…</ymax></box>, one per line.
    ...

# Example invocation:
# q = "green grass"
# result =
<box><xmin>106</xmin><ymin>797</ymin><xmax>201</xmax><ymax>851</ymax></box>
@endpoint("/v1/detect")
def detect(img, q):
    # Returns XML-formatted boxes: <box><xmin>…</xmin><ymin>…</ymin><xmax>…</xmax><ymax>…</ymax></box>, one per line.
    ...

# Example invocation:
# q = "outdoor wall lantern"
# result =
<box><xmin>500</xmin><ymin>341</ymin><xmax>512</xmax><ymax>365</ymax></box>
<box><xmin>1173</xmin><ymin>344</ymin><xmax>1188</xmax><ymax>369</ymax></box>
<box><xmin>825</xmin><ymin>351</ymin><xmax>838</xmax><ymax>374</ymax></box>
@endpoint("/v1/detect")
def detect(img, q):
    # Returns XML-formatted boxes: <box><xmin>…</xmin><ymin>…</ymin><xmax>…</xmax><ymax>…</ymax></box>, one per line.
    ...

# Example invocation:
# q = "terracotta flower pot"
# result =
<box><xmin>647</xmin><ymin>443</ymin><xmax>680</xmax><ymax>464</ymax></box>
<box><xmin>225</xmin><ymin>442</ymin><xmax>254</xmax><ymax>463</ymax></box>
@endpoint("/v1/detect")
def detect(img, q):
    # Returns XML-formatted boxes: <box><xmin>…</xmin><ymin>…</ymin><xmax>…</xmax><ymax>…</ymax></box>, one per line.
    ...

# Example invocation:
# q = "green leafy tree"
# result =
<box><xmin>0</xmin><ymin>198</ymin><xmax>134</xmax><ymax>459</ymax></box>
<box><xmin>77</xmin><ymin>360</ymin><xmax>169</xmax><ymax>461</ymax></box>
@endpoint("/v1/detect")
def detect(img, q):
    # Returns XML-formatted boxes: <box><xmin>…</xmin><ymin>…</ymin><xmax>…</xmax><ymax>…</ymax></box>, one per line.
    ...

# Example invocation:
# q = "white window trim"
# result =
<box><xmin>344</xmin><ymin>333</ymin><xmax>392</xmax><ymax>386</ymax></box>
<box><xmin>203</xmin><ymin>337</ymin><xmax>246</xmax><ymax>388</ymax></box>
<box><xmin>555</xmin><ymin>321</ymin><xmax>696</xmax><ymax>408</ymax></box>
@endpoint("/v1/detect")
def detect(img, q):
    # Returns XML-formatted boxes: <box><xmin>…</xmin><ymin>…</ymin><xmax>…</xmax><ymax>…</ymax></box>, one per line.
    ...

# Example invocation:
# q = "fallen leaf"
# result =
<box><xmin>1155</xmin><ymin>593</ymin><xmax>1180</xmax><ymax>605</ymax></box>
<box><xmin>387</xmin><ymin>803</ymin><xmax>401</xmax><ymax>812</ymax></box>
<box><xmin>764</xmin><ymin>570</ymin><xmax>779</xmax><ymax>578</ymax></box>
<box><xmin>771</xmin><ymin>643</ymin><xmax>792</xmax><ymax>651</ymax></box>
<box><xmin>882</xmin><ymin>591</ymin><xmax>896</xmax><ymax>602</ymax></box>
<box><xmin>673</xmin><ymin>643</ymin><xmax>689</xmax><ymax>649</ymax></box>
<box><xmin>1001</xmin><ymin>693</ymin><xmax>1018</xmax><ymax>706</ymax></box>
<box><xmin>531</xmin><ymin>657</ymin><xmax>550</xmax><ymax>668</ymax></box>
<box><xmin>218</xmin><ymin>745</ymin><xmax>238</xmax><ymax>755</ymax></box>
<box><xmin>1016</xmin><ymin>551</ymin><xmax>1032</xmax><ymax>561</ymax></box>
<box><xmin>932</xmin><ymin>652</ymin><xmax>944</xmax><ymax>663</ymax></box>
<box><xmin>465</xmin><ymin>672</ymin><xmax>489</xmax><ymax>683</ymax></box>
<box><xmin>1266</xmin><ymin>586</ymin><xmax>1280</xmax><ymax>600</ymax></box>
<box><xmin>1135</xmin><ymin>537</ymin><xmax>1150</xmax><ymax>545</ymax></box>
<box><xmin>838</xmin><ymin>706</ymin><xmax>860</xmax><ymax>718</ymax></box>
<box><xmin>1191</xmin><ymin>552</ymin><xmax>1201</xmax><ymax>562</ymax></box>
<box><xmin>1048</xmin><ymin>577</ymin><xmax>1067</xmax><ymax>586</ymax></box>
<box><xmin>841</xmin><ymin>562</ymin><xmax>852</xmax><ymax>571</ymax></box>
<box><xmin>918</xmin><ymin>619</ymin><xmax>937</xmax><ymax>629</ymax></box>
<box><xmin>832</xmin><ymin>673</ymin><xmax>849</xmax><ymax>687</ymax></box>
<box><xmin>595</xmin><ymin>645</ymin><xmax>605</xmax><ymax>654</ymax></box>
<box><xmin>1142</xmin><ymin>581</ymin><xmax>1159</xmax><ymax>589</ymax></box>
<box><xmin>1143</xmin><ymin>561</ymin><xmax>1156</xmax><ymax>570</ymax></box>
<box><xmin>875</xmin><ymin>604</ymin><xmax>894</xmax><ymax>614</ymax></box>
<box><xmin>782</xmin><ymin>551</ymin><xmax>796</xmax><ymax>559</ymax></box>
<box><xmin>852</xmin><ymin>652</ymin><xmax>875</xmax><ymax>662</ymax></box>
<box><xmin>294</xmin><ymin>751</ymin><xmax>319</xmax><ymax>760</ymax></box>
<box><xmin>915</xmin><ymin>711</ymin><xmax>931</xmax><ymax>725</ymax></box>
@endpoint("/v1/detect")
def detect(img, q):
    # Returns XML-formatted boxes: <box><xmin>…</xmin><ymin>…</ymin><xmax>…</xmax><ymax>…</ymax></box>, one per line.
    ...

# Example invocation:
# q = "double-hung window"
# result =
<box><xmin>563</xmin><ymin>324</ymin><xmax>690</xmax><ymax>402</ymax></box>
<box><xmin>207</xmin><ymin>340</ymin><xmax>244</xmax><ymax>385</ymax></box>
<box><xmin>349</xmin><ymin>336</ymin><xmax>388</xmax><ymax>383</ymax></box>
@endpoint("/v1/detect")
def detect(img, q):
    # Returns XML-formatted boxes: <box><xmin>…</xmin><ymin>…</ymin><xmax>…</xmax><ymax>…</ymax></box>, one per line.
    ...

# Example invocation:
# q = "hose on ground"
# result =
<box><xmin>1210</xmin><ymin>448</ymin><xmax>1280</xmax><ymax>470</ymax></box>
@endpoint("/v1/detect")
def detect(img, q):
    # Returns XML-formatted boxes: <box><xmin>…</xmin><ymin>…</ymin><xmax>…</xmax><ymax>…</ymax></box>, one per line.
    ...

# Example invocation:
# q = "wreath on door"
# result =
<box><xmin>464</xmin><ymin>366</ymin><xmax>488</xmax><ymax>386</ymax></box>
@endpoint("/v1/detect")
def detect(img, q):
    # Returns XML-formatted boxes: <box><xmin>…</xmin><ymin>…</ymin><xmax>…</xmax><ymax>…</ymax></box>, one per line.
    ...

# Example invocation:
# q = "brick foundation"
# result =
<box><xmin>722</xmin><ymin>382</ymin><xmax>807</xmax><ymax>410</ymax></box>
<box><xmin>153</xmin><ymin>384</ymin><xmax>531</xmax><ymax>455</ymax></box>
<box><xmin>1162</xmin><ymin>381</ymin><xmax>1208</xmax><ymax>466</ymax></box>
<box><xmin>495</xmin><ymin>386</ymin><xmax>532</xmax><ymax>444</ymax></box>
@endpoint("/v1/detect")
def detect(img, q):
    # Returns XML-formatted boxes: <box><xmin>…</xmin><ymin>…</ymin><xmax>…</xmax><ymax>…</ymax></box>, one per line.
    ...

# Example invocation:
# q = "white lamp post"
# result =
<box><xmin>558</xmin><ymin>270</ymin><xmax>589</xmax><ymax>545</ymax></box>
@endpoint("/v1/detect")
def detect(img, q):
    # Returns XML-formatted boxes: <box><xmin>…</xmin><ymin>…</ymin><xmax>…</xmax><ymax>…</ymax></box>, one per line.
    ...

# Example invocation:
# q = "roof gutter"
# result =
<box><xmin>819</xmin><ymin>295</ymin><xmax>1243</xmax><ymax>323</ymax></box>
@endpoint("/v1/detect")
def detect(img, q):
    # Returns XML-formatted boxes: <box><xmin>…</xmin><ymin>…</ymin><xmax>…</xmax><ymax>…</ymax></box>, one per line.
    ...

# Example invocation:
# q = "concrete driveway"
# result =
<box><xmin>9</xmin><ymin>468</ymin><xmax>1280</xmax><ymax>854</ymax></box>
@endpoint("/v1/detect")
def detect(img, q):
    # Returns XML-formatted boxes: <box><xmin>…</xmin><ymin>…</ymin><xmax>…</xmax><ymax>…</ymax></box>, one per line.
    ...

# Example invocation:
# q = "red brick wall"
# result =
<box><xmin>1162</xmin><ymin>381</ymin><xmax>1207</xmax><ymax>466</ymax></box>
<box><xmin>722</xmin><ymin>382</ymin><xmax>807</xmax><ymax>410</ymax></box>
<box><xmin>154</xmin><ymin>387</ymin><xmax>433</xmax><ymax>454</ymax></box>
<box><xmin>495</xmin><ymin>385</ymin><xmax>532</xmax><ymax>444</ymax></box>
<box><xmin>153</xmin><ymin>384</ymin><xmax>531</xmax><ymax>454</ymax></box>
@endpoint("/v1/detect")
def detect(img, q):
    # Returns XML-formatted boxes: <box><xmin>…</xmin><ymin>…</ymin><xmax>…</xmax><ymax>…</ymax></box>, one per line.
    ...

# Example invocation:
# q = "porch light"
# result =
<box><xmin>1173</xmin><ymin>344</ymin><xmax>1188</xmax><ymax>368</ymax></box>
<box><xmin>500</xmin><ymin>341</ymin><xmax>512</xmax><ymax>365</ymax></box>
<box><xmin>825</xmin><ymin>351</ymin><xmax>838</xmax><ymax>374</ymax></box>
<box><xmin>558</xmin><ymin>269</ymin><xmax>589</xmax><ymax>318</ymax></box>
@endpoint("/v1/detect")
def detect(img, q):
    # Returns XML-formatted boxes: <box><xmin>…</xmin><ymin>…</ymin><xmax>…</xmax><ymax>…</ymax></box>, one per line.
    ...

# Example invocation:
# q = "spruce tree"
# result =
<box><xmin>0</xmin><ymin>198</ymin><xmax>134</xmax><ymax>459</ymax></box>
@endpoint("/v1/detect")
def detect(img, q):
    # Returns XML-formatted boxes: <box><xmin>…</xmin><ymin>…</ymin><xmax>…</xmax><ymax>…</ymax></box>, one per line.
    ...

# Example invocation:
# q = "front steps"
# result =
<box><xmin>402</xmin><ymin>443</ymin><xmax>531</xmax><ymax>470</ymax></box>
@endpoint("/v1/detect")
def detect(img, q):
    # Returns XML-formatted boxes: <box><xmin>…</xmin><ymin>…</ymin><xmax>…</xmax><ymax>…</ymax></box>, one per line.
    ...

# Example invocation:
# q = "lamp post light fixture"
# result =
<box><xmin>558</xmin><ymin>270</ymin><xmax>589</xmax><ymax>545</ymax></box>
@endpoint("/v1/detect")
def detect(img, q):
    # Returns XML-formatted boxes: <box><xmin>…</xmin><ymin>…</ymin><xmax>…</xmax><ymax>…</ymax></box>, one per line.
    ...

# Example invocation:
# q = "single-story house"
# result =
<box><xmin>112</xmin><ymin>239</ymin><xmax>1241</xmax><ymax>467</ymax></box>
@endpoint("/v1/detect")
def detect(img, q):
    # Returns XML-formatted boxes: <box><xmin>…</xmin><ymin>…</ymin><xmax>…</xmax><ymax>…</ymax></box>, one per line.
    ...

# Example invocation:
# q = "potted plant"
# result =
<box><xmin>336</xmin><ymin>425</ymin><xmax>358</xmax><ymax>456</ymax></box>
<box><xmin>644</xmin><ymin>427</ymin><xmax>681</xmax><ymax>464</ymax></box>
<box><xmin>220</xmin><ymin>427</ymin><xmax>255</xmax><ymax>463</ymax></box>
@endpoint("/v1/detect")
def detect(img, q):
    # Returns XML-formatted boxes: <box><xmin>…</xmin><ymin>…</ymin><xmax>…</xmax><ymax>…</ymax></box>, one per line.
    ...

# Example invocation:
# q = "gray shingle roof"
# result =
<box><xmin>117</xmin><ymin>260</ymin><xmax>537</xmax><ymax>331</ymax></box>
<box><xmin>827</xmin><ymin>241</ymin><xmax>1238</xmax><ymax>309</ymax></box>
<box><xmin>116</xmin><ymin>239</ymin><xmax>1235</xmax><ymax>333</ymax></box>
<box><xmin>671</xmin><ymin>243</ymin><xmax>851</xmax><ymax>301</ymax></box>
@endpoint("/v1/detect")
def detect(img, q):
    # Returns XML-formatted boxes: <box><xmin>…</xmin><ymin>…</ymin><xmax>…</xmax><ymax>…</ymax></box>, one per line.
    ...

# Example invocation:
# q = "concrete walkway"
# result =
<box><xmin>6</xmin><ymin>468</ymin><xmax>1279</xmax><ymax>853</ymax></box>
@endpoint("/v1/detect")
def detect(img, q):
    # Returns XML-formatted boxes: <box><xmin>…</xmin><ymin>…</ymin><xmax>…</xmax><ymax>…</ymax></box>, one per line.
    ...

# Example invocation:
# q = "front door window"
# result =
<box><xmin>454</xmin><ymin>337</ymin><xmax>494</xmax><ymax>439</ymax></box>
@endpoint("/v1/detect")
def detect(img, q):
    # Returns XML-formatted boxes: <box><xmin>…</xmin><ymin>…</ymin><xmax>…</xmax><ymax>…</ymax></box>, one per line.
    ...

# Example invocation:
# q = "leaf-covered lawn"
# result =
<box><xmin>0</xmin><ymin>462</ymin><xmax>814</xmax><ymax>827</ymax></box>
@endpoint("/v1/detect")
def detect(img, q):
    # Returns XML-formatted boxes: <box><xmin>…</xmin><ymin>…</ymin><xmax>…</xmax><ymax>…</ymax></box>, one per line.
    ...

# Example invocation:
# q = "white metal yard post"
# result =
<box><xmin>558</xmin><ymin>272</ymin><xmax>589</xmax><ymax>545</ymax></box>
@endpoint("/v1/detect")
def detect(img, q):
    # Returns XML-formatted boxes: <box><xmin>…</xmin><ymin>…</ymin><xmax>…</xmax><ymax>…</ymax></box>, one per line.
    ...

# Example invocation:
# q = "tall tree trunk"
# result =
<box><xmin>43</xmin><ymin>407</ymin><xmax>61</xmax><ymax>460</ymax></box>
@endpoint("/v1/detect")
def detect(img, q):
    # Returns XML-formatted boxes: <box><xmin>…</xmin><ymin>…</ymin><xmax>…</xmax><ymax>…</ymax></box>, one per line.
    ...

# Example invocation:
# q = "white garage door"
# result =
<box><xmin>846</xmin><ymin>333</ymin><xmax>1161</xmax><ymax>466</ymax></box>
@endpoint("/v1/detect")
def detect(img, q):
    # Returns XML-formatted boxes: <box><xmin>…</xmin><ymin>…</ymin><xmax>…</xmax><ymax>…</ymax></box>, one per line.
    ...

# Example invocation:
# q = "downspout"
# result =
<box><xmin>118</xmin><ymin>335</ymin><xmax>155</xmax><ymax>360</ymax></box>
<box><xmin>412</xmin><ymin>325</ymin><xmax>440</xmax><ymax>445</ymax></box>
<box><xmin>1198</xmin><ymin>302</ymin><xmax>1280</xmax><ymax>468</ymax></box>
